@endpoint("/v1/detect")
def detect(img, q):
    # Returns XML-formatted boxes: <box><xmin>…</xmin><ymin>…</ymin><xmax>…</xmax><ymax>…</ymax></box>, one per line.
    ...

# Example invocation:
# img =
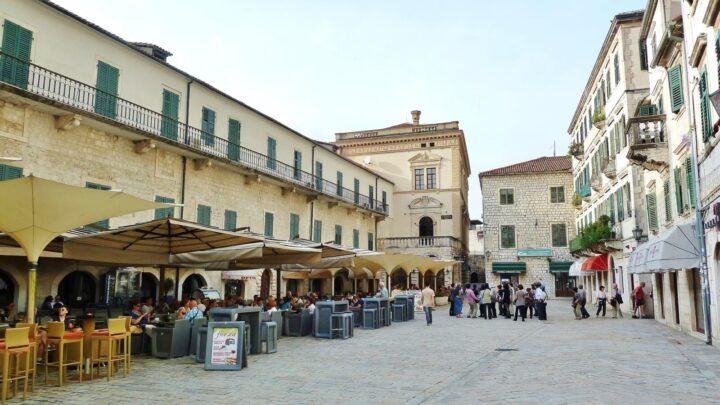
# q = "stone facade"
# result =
<box><xmin>480</xmin><ymin>158</ymin><xmax>575</xmax><ymax>298</ymax></box>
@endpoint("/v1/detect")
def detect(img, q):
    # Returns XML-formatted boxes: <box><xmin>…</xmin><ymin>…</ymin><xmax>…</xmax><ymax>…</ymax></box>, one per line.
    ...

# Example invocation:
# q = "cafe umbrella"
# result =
<box><xmin>0</xmin><ymin>175</ymin><xmax>173</xmax><ymax>322</ymax></box>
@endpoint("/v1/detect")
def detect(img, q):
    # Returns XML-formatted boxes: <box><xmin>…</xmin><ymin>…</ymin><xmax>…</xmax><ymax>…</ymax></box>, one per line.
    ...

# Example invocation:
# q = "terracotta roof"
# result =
<box><xmin>478</xmin><ymin>156</ymin><xmax>572</xmax><ymax>177</ymax></box>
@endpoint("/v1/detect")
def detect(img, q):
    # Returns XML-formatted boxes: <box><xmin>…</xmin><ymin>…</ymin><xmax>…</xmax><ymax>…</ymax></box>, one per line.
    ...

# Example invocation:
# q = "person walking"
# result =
<box><xmin>513</xmin><ymin>284</ymin><xmax>527</xmax><ymax>322</ymax></box>
<box><xmin>453</xmin><ymin>284</ymin><xmax>463</xmax><ymax>318</ymax></box>
<box><xmin>534</xmin><ymin>283</ymin><xmax>547</xmax><ymax>320</ymax></box>
<box><xmin>526</xmin><ymin>287</ymin><xmax>535</xmax><ymax>319</ymax></box>
<box><xmin>449</xmin><ymin>283</ymin><xmax>456</xmax><ymax>316</ymax></box>
<box><xmin>572</xmin><ymin>287</ymin><xmax>582</xmax><ymax>320</ymax></box>
<box><xmin>465</xmin><ymin>284</ymin><xmax>479</xmax><ymax>318</ymax></box>
<box><xmin>611</xmin><ymin>283</ymin><xmax>624</xmax><ymax>318</ymax></box>
<box><xmin>632</xmin><ymin>282</ymin><xmax>646</xmax><ymax>319</ymax></box>
<box><xmin>578</xmin><ymin>285</ymin><xmax>590</xmax><ymax>319</ymax></box>
<box><xmin>502</xmin><ymin>283</ymin><xmax>512</xmax><ymax>319</ymax></box>
<box><xmin>595</xmin><ymin>286</ymin><xmax>607</xmax><ymax>317</ymax></box>
<box><xmin>420</xmin><ymin>284</ymin><xmax>435</xmax><ymax>326</ymax></box>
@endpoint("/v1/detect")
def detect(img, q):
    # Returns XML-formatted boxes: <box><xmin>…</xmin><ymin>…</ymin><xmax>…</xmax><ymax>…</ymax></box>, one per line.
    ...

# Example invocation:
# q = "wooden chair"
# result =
<box><xmin>44</xmin><ymin>322</ymin><xmax>83</xmax><ymax>386</ymax></box>
<box><xmin>12</xmin><ymin>323</ymin><xmax>37</xmax><ymax>392</ymax></box>
<box><xmin>89</xmin><ymin>319</ymin><xmax>127</xmax><ymax>381</ymax></box>
<box><xmin>1</xmin><ymin>327</ymin><xmax>31</xmax><ymax>404</ymax></box>
<box><xmin>118</xmin><ymin>316</ymin><xmax>132</xmax><ymax>372</ymax></box>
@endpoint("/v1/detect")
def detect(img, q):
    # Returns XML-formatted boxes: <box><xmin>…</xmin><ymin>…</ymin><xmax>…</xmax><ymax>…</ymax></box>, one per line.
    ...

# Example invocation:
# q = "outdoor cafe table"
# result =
<box><xmin>235</xmin><ymin>307</ymin><xmax>262</xmax><ymax>355</ymax></box>
<box><xmin>363</xmin><ymin>298</ymin><xmax>390</xmax><ymax>327</ymax></box>
<box><xmin>394</xmin><ymin>295</ymin><xmax>415</xmax><ymax>321</ymax></box>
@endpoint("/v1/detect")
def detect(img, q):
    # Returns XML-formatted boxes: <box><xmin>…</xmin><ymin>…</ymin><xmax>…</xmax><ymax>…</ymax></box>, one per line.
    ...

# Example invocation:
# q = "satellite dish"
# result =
<box><xmin>363</xmin><ymin>156</ymin><xmax>371</xmax><ymax>165</ymax></box>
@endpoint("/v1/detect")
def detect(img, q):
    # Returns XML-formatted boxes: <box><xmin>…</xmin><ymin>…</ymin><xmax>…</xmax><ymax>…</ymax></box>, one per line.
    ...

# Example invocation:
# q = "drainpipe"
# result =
<box><xmin>679</xmin><ymin>0</ymin><xmax>712</xmax><ymax>345</ymax></box>
<box><xmin>309</xmin><ymin>145</ymin><xmax>316</xmax><ymax>238</ymax></box>
<box><xmin>179</xmin><ymin>80</ymin><xmax>193</xmax><ymax>219</ymax></box>
<box><xmin>374</xmin><ymin>177</ymin><xmax>379</xmax><ymax>251</ymax></box>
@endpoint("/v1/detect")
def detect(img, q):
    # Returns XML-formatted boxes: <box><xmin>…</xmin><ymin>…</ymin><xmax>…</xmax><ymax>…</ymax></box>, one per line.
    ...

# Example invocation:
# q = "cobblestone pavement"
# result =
<box><xmin>18</xmin><ymin>300</ymin><xmax>720</xmax><ymax>404</ymax></box>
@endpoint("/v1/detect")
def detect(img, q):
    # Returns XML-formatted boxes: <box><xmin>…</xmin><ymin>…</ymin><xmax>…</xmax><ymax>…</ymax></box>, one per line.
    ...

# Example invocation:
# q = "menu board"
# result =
<box><xmin>204</xmin><ymin>321</ymin><xmax>244</xmax><ymax>371</ymax></box>
<box><xmin>409</xmin><ymin>290</ymin><xmax>423</xmax><ymax>312</ymax></box>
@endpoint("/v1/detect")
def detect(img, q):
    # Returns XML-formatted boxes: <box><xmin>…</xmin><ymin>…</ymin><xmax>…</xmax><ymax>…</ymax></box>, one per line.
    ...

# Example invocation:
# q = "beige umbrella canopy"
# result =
<box><xmin>0</xmin><ymin>175</ymin><xmax>172</xmax><ymax>322</ymax></box>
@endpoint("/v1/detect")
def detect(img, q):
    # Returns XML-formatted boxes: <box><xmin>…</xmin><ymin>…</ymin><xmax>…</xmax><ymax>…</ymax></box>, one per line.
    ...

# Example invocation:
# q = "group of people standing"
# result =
<box><xmin>448</xmin><ymin>282</ymin><xmax>548</xmax><ymax>322</ymax></box>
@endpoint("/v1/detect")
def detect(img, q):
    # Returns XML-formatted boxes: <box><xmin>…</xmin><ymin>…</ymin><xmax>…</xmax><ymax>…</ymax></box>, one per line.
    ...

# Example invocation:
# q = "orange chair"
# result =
<box><xmin>12</xmin><ymin>323</ymin><xmax>37</xmax><ymax>392</ymax></box>
<box><xmin>1</xmin><ymin>327</ymin><xmax>31</xmax><ymax>404</ymax></box>
<box><xmin>89</xmin><ymin>319</ymin><xmax>127</xmax><ymax>381</ymax></box>
<box><xmin>44</xmin><ymin>322</ymin><xmax>83</xmax><ymax>386</ymax></box>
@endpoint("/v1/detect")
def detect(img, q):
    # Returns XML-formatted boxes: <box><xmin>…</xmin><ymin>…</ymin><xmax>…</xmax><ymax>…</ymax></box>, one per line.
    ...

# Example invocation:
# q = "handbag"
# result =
<box><xmin>615</xmin><ymin>293</ymin><xmax>623</xmax><ymax>304</ymax></box>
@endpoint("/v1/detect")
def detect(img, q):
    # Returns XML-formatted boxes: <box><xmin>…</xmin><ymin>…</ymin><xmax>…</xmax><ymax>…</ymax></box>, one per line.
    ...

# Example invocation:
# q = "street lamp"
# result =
<box><xmin>709</xmin><ymin>89</ymin><xmax>720</xmax><ymax>116</ymax></box>
<box><xmin>632</xmin><ymin>225</ymin><xmax>646</xmax><ymax>243</ymax></box>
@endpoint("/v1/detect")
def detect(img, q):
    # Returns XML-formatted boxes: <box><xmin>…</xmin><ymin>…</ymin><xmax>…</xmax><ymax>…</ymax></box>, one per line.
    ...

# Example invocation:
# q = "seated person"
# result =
<box><xmin>52</xmin><ymin>305</ymin><xmax>82</xmax><ymax>333</ymax></box>
<box><xmin>279</xmin><ymin>297</ymin><xmax>291</xmax><ymax>311</ymax></box>
<box><xmin>184</xmin><ymin>298</ymin><xmax>202</xmax><ymax>324</ymax></box>
<box><xmin>263</xmin><ymin>297</ymin><xmax>278</xmax><ymax>321</ymax></box>
<box><xmin>2</xmin><ymin>302</ymin><xmax>20</xmax><ymax>323</ymax></box>
<box><xmin>304</xmin><ymin>298</ymin><xmax>316</xmax><ymax>315</ymax></box>
<box><xmin>129</xmin><ymin>301</ymin><xmax>151</xmax><ymax>333</ymax></box>
<box><xmin>390</xmin><ymin>284</ymin><xmax>403</xmax><ymax>300</ymax></box>
<box><xmin>40</xmin><ymin>295</ymin><xmax>54</xmax><ymax>311</ymax></box>
<box><xmin>176</xmin><ymin>299</ymin><xmax>189</xmax><ymax>320</ymax></box>
<box><xmin>351</xmin><ymin>294</ymin><xmax>365</xmax><ymax>308</ymax></box>
<box><xmin>140</xmin><ymin>297</ymin><xmax>154</xmax><ymax>314</ymax></box>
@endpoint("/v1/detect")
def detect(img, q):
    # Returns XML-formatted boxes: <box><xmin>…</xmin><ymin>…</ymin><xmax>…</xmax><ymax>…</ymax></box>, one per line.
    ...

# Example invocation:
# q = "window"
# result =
<box><xmin>663</xmin><ymin>179</ymin><xmax>672</xmax><ymax>222</ymax></box>
<box><xmin>639</xmin><ymin>41</ymin><xmax>648</xmax><ymax>70</ymax></box>
<box><xmin>0</xmin><ymin>20</ymin><xmax>32</xmax><ymax>89</ymax></box>
<box><xmin>353</xmin><ymin>178</ymin><xmax>360</xmax><ymax>204</ymax></box>
<box><xmin>86</xmin><ymin>182</ymin><xmax>111</xmax><ymax>228</ymax></box>
<box><xmin>500</xmin><ymin>225</ymin><xmax>516</xmax><ymax>249</ymax></box>
<box><xmin>353</xmin><ymin>229</ymin><xmax>360</xmax><ymax>248</ymax></box>
<box><xmin>368</xmin><ymin>185</ymin><xmax>374</xmax><ymax>208</ymax></box>
<box><xmin>197</xmin><ymin>204</ymin><xmax>211</xmax><ymax>226</ymax></box>
<box><xmin>293</xmin><ymin>150</ymin><xmax>302</xmax><ymax>180</ymax></box>
<box><xmin>95</xmin><ymin>61</ymin><xmax>119</xmax><ymax>119</ymax></box>
<box><xmin>201</xmin><ymin>107</ymin><xmax>215</xmax><ymax>146</ymax></box>
<box><xmin>161</xmin><ymin>90</ymin><xmax>180</xmax><ymax>141</ymax></box>
<box><xmin>551</xmin><ymin>224</ymin><xmax>567</xmax><ymax>247</ymax></box>
<box><xmin>227</xmin><ymin>119</ymin><xmax>241</xmax><ymax>161</ymax></box>
<box><xmin>381</xmin><ymin>191</ymin><xmax>387</xmax><ymax>211</ymax></box>
<box><xmin>668</xmin><ymin>65</ymin><xmax>684</xmax><ymax>113</ymax></box>
<box><xmin>315</xmin><ymin>161</ymin><xmax>323</xmax><ymax>191</ymax></box>
<box><xmin>427</xmin><ymin>168</ymin><xmax>437</xmax><ymax>189</ymax></box>
<box><xmin>313</xmin><ymin>220</ymin><xmax>322</xmax><ymax>243</ymax></box>
<box><xmin>613</xmin><ymin>54</ymin><xmax>620</xmax><ymax>85</ymax></box>
<box><xmin>420</xmin><ymin>143</ymin><xmax>426</xmax><ymax>148</ymax></box>
<box><xmin>267</xmin><ymin>137</ymin><xmax>276</xmax><ymax>169</ymax></box>
<box><xmin>499</xmin><ymin>189</ymin><xmax>514</xmax><ymax>205</ymax></box>
<box><xmin>224</xmin><ymin>210</ymin><xmax>237</xmax><ymax>231</ymax></box>
<box><xmin>700</xmin><ymin>68</ymin><xmax>713</xmax><ymax>142</ymax></box>
<box><xmin>264</xmin><ymin>212</ymin><xmax>274</xmax><ymax>237</ymax></box>
<box><xmin>414</xmin><ymin>169</ymin><xmax>424</xmax><ymax>190</ymax></box>
<box><xmin>685</xmin><ymin>156</ymin><xmax>697</xmax><ymax>209</ymax></box>
<box><xmin>368</xmin><ymin>232</ymin><xmax>374</xmax><ymax>251</ymax></box>
<box><xmin>550</xmin><ymin>186</ymin><xmax>565</xmax><ymax>203</ymax></box>
<box><xmin>0</xmin><ymin>164</ymin><xmax>23</xmax><ymax>181</ymax></box>
<box><xmin>154</xmin><ymin>196</ymin><xmax>175</xmax><ymax>219</ymax></box>
<box><xmin>429</xmin><ymin>142</ymin><xmax>435</xmax><ymax>147</ymax></box>
<box><xmin>646</xmin><ymin>192</ymin><xmax>659</xmax><ymax>231</ymax></box>
<box><xmin>616</xmin><ymin>186</ymin><xmax>625</xmax><ymax>222</ymax></box>
<box><xmin>674</xmin><ymin>167</ymin><xmax>685</xmax><ymax>214</ymax></box>
<box><xmin>336</xmin><ymin>171</ymin><xmax>343</xmax><ymax>196</ymax></box>
<box><xmin>289</xmin><ymin>213</ymin><xmax>300</xmax><ymax>239</ymax></box>
<box><xmin>334</xmin><ymin>225</ymin><xmax>342</xmax><ymax>245</ymax></box>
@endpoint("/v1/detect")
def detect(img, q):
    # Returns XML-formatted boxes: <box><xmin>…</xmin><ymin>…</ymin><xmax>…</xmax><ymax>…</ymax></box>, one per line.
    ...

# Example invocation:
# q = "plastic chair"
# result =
<box><xmin>0</xmin><ymin>327</ymin><xmax>31</xmax><ymax>404</ymax></box>
<box><xmin>44</xmin><ymin>322</ymin><xmax>83</xmax><ymax>387</ymax></box>
<box><xmin>260</xmin><ymin>321</ymin><xmax>277</xmax><ymax>354</ymax></box>
<box><xmin>363</xmin><ymin>308</ymin><xmax>379</xmax><ymax>329</ymax></box>
<box><xmin>89</xmin><ymin>318</ymin><xmax>126</xmax><ymax>381</ymax></box>
<box><xmin>118</xmin><ymin>316</ymin><xmax>132</xmax><ymax>372</ymax></box>
<box><xmin>12</xmin><ymin>323</ymin><xmax>37</xmax><ymax>392</ymax></box>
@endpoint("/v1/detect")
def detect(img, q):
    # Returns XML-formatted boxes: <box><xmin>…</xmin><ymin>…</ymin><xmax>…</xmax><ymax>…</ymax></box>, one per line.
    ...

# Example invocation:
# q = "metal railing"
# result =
<box><xmin>377</xmin><ymin>236</ymin><xmax>464</xmax><ymax>251</ymax></box>
<box><xmin>0</xmin><ymin>51</ymin><xmax>388</xmax><ymax>215</ymax></box>
<box><xmin>626</xmin><ymin>115</ymin><xmax>666</xmax><ymax>146</ymax></box>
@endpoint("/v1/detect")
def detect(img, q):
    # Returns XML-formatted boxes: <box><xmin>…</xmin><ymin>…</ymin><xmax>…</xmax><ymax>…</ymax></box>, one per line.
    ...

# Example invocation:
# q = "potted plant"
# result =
<box><xmin>592</xmin><ymin>106</ymin><xmax>606</xmax><ymax>129</ymax></box>
<box><xmin>434</xmin><ymin>287</ymin><xmax>449</xmax><ymax>306</ymax></box>
<box><xmin>571</xmin><ymin>193</ymin><xmax>582</xmax><ymax>209</ymax></box>
<box><xmin>568</xmin><ymin>142</ymin><xmax>584</xmax><ymax>158</ymax></box>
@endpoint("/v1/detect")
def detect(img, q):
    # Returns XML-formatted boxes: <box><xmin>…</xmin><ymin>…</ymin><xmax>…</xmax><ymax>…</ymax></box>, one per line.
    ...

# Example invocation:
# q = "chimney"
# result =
<box><xmin>411</xmin><ymin>110</ymin><xmax>421</xmax><ymax>125</ymax></box>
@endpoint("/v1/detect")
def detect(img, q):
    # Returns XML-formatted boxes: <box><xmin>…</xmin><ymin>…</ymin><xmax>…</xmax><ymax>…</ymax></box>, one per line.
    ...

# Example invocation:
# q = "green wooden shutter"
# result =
<box><xmin>674</xmin><ymin>167</ymin><xmax>684</xmax><ymax>213</ymax></box>
<box><xmin>201</xmin><ymin>108</ymin><xmax>215</xmax><ymax>146</ymax></box>
<box><xmin>353</xmin><ymin>179</ymin><xmax>360</xmax><ymax>204</ymax></box>
<box><xmin>0</xmin><ymin>20</ymin><xmax>32</xmax><ymax>89</ymax></box>
<box><xmin>368</xmin><ymin>185</ymin><xmax>374</xmax><ymax>208</ymax></box>
<box><xmin>289</xmin><ymin>214</ymin><xmax>300</xmax><ymax>239</ymax></box>
<box><xmin>685</xmin><ymin>156</ymin><xmax>696</xmax><ymax>209</ymax></box>
<box><xmin>95</xmin><ymin>61</ymin><xmax>119</xmax><ymax>118</ymax></box>
<box><xmin>224</xmin><ymin>210</ymin><xmax>237</xmax><ymax>231</ymax></box>
<box><xmin>227</xmin><ymin>119</ymin><xmax>240</xmax><ymax>161</ymax></box>
<box><xmin>264</xmin><ymin>212</ymin><xmax>274</xmax><ymax>237</ymax></box>
<box><xmin>86</xmin><ymin>182</ymin><xmax>111</xmax><ymax>228</ymax></box>
<box><xmin>368</xmin><ymin>232</ymin><xmax>374</xmax><ymax>251</ymax></box>
<box><xmin>382</xmin><ymin>191</ymin><xmax>387</xmax><ymax>212</ymax></box>
<box><xmin>313</xmin><ymin>220</ymin><xmax>322</xmax><ymax>243</ymax></box>
<box><xmin>700</xmin><ymin>69</ymin><xmax>712</xmax><ymax>142</ymax></box>
<box><xmin>293</xmin><ymin>150</ymin><xmax>302</xmax><ymax>180</ymax></box>
<box><xmin>663</xmin><ymin>180</ymin><xmax>672</xmax><ymax>222</ymax></box>
<box><xmin>266</xmin><ymin>137</ymin><xmax>276</xmax><ymax>169</ymax></box>
<box><xmin>154</xmin><ymin>196</ymin><xmax>175</xmax><ymax>219</ymax></box>
<box><xmin>609</xmin><ymin>196</ymin><xmax>615</xmax><ymax>225</ymax></box>
<box><xmin>668</xmin><ymin>65</ymin><xmax>684</xmax><ymax>113</ymax></box>
<box><xmin>0</xmin><ymin>163</ymin><xmax>22</xmax><ymax>181</ymax></box>
<box><xmin>197</xmin><ymin>204</ymin><xmax>211</xmax><ymax>226</ymax></box>
<box><xmin>336</xmin><ymin>171</ymin><xmax>343</xmax><ymax>196</ymax></box>
<box><xmin>646</xmin><ymin>193</ymin><xmax>659</xmax><ymax>231</ymax></box>
<box><xmin>616</xmin><ymin>188</ymin><xmax>624</xmax><ymax>222</ymax></box>
<box><xmin>334</xmin><ymin>224</ymin><xmax>342</xmax><ymax>245</ymax></box>
<box><xmin>353</xmin><ymin>229</ymin><xmax>359</xmax><ymax>248</ymax></box>
<box><xmin>160</xmin><ymin>90</ymin><xmax>180</xmax><ymax>141</ymax></box>
<box><xmin>315</xmin><ymin>161</ymin><xmax>323</xmax><ymax>191</ymax></box>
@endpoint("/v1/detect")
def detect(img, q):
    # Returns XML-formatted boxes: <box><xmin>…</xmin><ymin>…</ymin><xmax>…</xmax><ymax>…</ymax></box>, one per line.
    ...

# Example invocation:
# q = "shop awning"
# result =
<box><xmin>491</xmin><ymin>262</ymin><xmax>526</xmax><ymax>273</ymax></box>
<box><xmin>568</xmin><ymin>258</ymin><xmax>586</xmax><ymax>277</ymax></box>
<box><xmin>581</xmin><ymin>254</ymin><xmax>608</xmax><ymax>272</ymax></box>
<box><xmin>221</xmin><ymin>269</ymin><xmax>258</xmax><ymax>280</ymax></box>
<box><xmin>629</xmin><ymin>221</ymin><xmax>701</xmax><ymax>274</ymax></box>
<box><xmin>549</xmin><ymin>261</ymin><xmax>573</xmax><ymax>273</ymax></box>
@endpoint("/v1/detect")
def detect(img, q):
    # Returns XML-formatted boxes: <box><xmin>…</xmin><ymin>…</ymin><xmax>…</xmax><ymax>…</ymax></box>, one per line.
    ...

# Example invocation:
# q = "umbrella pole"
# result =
<box><xmin>26</xmin><ymin>261</ymin><xmax>38</xmax><ymax>323</ymax></box>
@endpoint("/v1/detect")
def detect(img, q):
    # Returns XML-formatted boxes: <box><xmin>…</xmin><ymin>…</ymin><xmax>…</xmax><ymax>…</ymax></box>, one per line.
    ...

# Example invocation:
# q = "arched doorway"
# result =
<box><xmin>470</xmin><ymin>272</ymin><xmax>479</xmax><ymax>283</ymax></box>
<box><xmin>225</xmin><ymin>280</ymin><xmax>245</xmax><ymax>299</ymax></box>
<box><xmin>391</xmin><ymin>268</ymin><xmax>408</xmax><ymax>289</ymax></box>
<box><xmin>423</xmin><ymin>270</ymin><xmax>434</xmax><ymax>288</ymax></box>
<box><xmin>311</xmin><ymin>279</ymin><xmax>323</xmax><ymax>295</ymax></box>
<box><xmin>182</xmin><ymin>274</ymin><xmax>206</xmax><ymax>301</ymax></box>
<box><xmin>436</xmin><ymin>271</ymin><xmax>445</xmax><ymax>289</ymax></box>
<box><xmin>286</xmin><ymin>279</ymin><xmax>299</xmax><ymax>295</ymax></box>
<box><xmin>58</xmin><ymin>271</ymin><xmax>96</xmax><ymax>308</ymax></box>
<box><xmin>334</xmin><ymin>269</ymin><xmax>350</xmax><ymax>296</ymax></box>
<box><xmin>261</xmin><ymin>269</ymin><xmax>272</xmax><ymax>299</ymax></box>
<box><xmin>419</xmin><ymin>217</ymin><xmax>434</xmax><ymax>246</ymax></box>
<box><xmin>0</xmin><ymin>270</ymin><xmax>16</xmax><ymax>310</ymax></box>
<box><xmin>140</xmin><ymin>273</ymin><xmax>158</xmax><ymax>302</ymax></box>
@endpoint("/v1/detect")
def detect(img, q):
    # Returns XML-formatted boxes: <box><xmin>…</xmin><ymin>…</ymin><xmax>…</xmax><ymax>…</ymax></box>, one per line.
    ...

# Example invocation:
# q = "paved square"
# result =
<box><xmin>23</xmin><ymin>301</ymin><xmax>720</xmax><ymax>404</ymax></box>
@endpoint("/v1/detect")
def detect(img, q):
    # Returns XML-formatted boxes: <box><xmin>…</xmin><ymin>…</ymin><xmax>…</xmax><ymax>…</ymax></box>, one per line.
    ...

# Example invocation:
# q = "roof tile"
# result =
<box><xmin>479</xmin><ymin>156</ymin><xmax>571</xmax><ymax>177</ymax></box>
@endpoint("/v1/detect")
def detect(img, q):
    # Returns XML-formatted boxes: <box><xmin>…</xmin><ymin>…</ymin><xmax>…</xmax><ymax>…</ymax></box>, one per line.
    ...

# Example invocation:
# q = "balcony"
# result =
<box><xmin>590</xmin><ymin>172</ymin><xmax>602</xmax><ymax>192</ymax></box>
<box><xmin>625</xmin><ymin>115</ymin><xmax>669</xmax><ymax>172</ymax></box>
<box><xmin>0</xmin><ymin>52</ymin><xmax>388</xmax><ymax>216</ymax></box>
<box><xmin>377</xmin><ymin>236</ymin><xmax>464</xmax><ymax>253</ymax></box>
<box><xmin>602</xmin><ymin>158</ymin><xmax>616</xmax><ymax>179</ymax></box>
<box><xmin>579</xmin><ymin>184</ymin><xmax>591</xmax><ymax>201</ymax></box>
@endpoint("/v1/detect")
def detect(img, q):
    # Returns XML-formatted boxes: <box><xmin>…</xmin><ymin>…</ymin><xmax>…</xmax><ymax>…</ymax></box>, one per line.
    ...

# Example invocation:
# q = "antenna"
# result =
<box><xmin>553</xmin><ymin>141</ymin><xmax>556</xmax><ymax>157</ymax></box>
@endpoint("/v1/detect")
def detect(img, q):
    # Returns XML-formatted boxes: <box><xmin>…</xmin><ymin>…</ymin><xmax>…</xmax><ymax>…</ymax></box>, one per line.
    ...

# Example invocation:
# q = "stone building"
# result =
<box><xmin>466</xmin><ymin>219</ymin><xmax>485</xmax><ymax>284</ymax></box>
<box><xmin>479</xmin><ymin>156</ymin><xmax>576</xmax><ymax>298</ymax></box>
<box><xmin>0</xmin><ymin>0</ymin><xmax>392</xmax><ymax>312</ymax></box>
<box><xmin>333</xmin><ymin>110</ymin><xmax>470</xmax><ymax>289</ymax></box>
<box><xmin>567</xmin><ymin>10</ymin><xmax>651</xmax><ymax>310</ymax></box>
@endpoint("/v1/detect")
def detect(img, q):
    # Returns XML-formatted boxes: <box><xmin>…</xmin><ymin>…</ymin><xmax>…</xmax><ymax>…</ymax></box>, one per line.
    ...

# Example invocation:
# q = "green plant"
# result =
<box><xmin>592</xmin><ymin>106</ymin><xmax>606</xmax><ymax>124</ymax></box>
<box><xmin>577</xmin><ymin>215</ymin><xmax>612</xmax><ymax>250</ymax></box>
<box><xmin>435</xmin><ymin>287</ymin><xmax>450</xmax><ymax>297</ymax></box>
<box><xmin>571</xmin><ymin>193</ymin><xmax>582</xmax><ymax>207</ymax></box>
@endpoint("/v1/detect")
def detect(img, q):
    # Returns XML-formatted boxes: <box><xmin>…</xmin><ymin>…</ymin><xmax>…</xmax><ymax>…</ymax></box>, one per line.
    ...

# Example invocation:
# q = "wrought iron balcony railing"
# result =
<box><xmin>0</xmin><ymin>51</ymin><xmax>388</xmax><ymax>215</ymax></box>
<box><xmin>626</xmin><ymin>114</ymin><xmax>669</xmax><ymax>173</ymax></box>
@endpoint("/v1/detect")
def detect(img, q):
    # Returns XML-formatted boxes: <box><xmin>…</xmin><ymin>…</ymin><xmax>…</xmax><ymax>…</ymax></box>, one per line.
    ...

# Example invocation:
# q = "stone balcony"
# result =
<box><xmin>590</xmin><ymin>172</ymin><xmax>602</xmax><ymax>192</ymax></box>
<box><xmin>602</xmin><ymin>158</ymin><xmax>616</xmax><ymax>179</ymax></box>
<box><xmin>376</xmin><ymin>236</ymin><xmax>465</xmax><ymax>258</ymax></box>
<box><xmin>626</xmin><ymin>115</ymin><xmax>669</xmax><ymax>172</ymax></box>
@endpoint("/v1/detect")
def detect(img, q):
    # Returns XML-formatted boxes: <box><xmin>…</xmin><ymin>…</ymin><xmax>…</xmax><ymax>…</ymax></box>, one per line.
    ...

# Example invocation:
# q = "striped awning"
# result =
<box><xmin>491</xmin><ymin>262</ymin><xmax>526</xmax><ymax>274</ymax></box>
<box><xmin>549</xmin><ymin>261</ymin><xmax>573</xmax><ymax>273</ymax></box>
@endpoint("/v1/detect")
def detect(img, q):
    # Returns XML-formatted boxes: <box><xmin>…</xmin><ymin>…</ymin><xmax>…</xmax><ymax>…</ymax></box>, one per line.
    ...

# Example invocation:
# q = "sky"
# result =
<box><xmin>53</xmin><ymin>0</ymin><xmax>647</xmax><ymax>220</ymax></box>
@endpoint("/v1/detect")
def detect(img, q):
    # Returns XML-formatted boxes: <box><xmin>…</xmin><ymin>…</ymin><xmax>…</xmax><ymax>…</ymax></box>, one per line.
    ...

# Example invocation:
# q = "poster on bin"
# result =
<box><xmin>409</xmin><ymin>290</ymin><xmax>423</xmax><ymax>312</ymax></box>
<box><xmin>210</xmin><ymin>327</ymin><xmax>239</xmax><ymax>366</ymax></box>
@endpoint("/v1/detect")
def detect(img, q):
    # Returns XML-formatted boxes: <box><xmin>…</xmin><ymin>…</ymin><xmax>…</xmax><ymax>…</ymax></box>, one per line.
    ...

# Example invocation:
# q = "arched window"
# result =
<box><xmin>419</xmin><ymin>217</ymin><xmax>434</xmax><ymax>237</ymax></box>
<box><xmin>58</xmin><ymin>271</ymin><xmax>96</xmax><ymax>308</ymax></box>
<box><xmin>182</xmin><ymin>274</ymin><xmax>206</xmax><ymax>300</ymax></box>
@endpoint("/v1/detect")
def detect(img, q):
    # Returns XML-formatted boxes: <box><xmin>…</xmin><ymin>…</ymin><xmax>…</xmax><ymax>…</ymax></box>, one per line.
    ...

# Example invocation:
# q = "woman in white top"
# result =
<box><xmin>595</xmin><ymin>286</ymin><xmax>607</xmax><ymax>317</ymax></box>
